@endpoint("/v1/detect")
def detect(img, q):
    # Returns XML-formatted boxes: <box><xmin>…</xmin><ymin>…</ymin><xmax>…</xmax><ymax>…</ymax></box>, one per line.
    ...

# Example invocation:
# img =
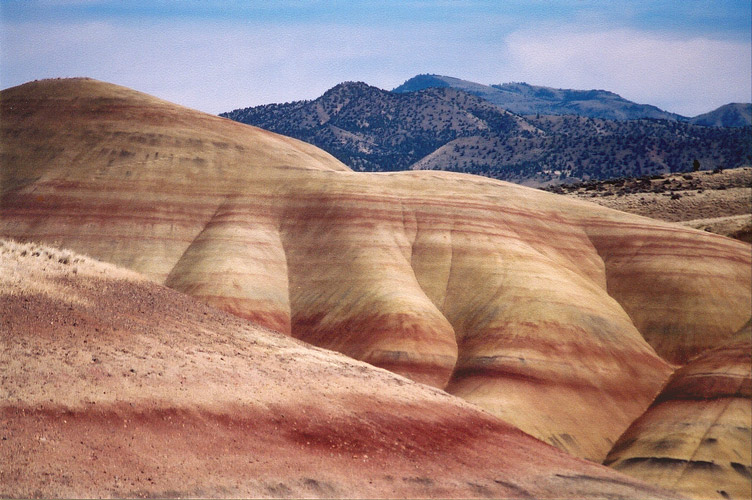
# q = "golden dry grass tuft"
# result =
<box><xmin>0</xmin><ymin>239</ymin><xmax>144</xmax><ymax>301</ymax></box>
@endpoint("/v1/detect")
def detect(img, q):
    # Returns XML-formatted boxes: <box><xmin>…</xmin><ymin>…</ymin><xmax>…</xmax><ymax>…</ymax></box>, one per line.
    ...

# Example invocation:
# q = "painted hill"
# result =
<box><xmin>689</xmin><ymin>103</ymin><xmax>752</xmax><ymax>128</ymax></box>
<box><xmin>2</xmin><ymin>79</ymin><xmax>750</xmax><ymax>469</ymax></box>
<box><xmin>2</xmin><ymin>239</ymin><xmax>683</xmax><ymax>499</ymax></box>
<box><xmin>393</xmin><ymin>74</ymin><xmax>684</xmax><ymax>121</ymax></box>
<box><xmin>605</xmin><ymin>331</ymin><xmax>752</xmax><ymax>499</ymax></box>
<box><xmin>222</xmin><ymin>81</ymin><xmax>751</xmax><ymax>186</ymax></box>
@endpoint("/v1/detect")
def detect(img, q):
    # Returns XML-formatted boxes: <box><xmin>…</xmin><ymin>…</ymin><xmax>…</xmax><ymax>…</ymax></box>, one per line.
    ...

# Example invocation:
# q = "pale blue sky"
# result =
<box><xmin>1</xmin><ymin>1</ymin><xmax>750</xmax><ymax>116</ymax></box>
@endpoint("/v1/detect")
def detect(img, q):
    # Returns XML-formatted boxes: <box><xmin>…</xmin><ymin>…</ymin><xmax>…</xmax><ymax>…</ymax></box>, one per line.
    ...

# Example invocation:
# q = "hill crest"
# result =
<box><xmin>393</xmin><ymin>74</ymin><xmax>685</xmax><ymax>121</ymax></box>
<box><xmin>690</xmin><ymin>102</ymin><xmax>752</xmax><ymax>127</ymax></box>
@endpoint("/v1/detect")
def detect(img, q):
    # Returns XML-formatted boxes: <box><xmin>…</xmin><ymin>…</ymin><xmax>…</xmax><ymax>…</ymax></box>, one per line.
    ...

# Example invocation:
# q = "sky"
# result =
<box><xmin>1</xmin><ymin>1</ymin><xmax>750</xmax><ymax>117</ymax></box>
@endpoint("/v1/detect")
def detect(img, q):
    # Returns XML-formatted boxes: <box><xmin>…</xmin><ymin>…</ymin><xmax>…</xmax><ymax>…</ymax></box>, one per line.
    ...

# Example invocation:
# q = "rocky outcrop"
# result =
<box><xmin>0</xmin><ymin>240</ymin><xmax>680</xmax><ymax>499</ymax></box>
<box><xmin>2</xmin><ymin>79</ymin><xmax>750</xmax><ymax>463</ymax></box>
<box><xmin>605</xmin><ymin>331</ymin><xmax>752</xmax><ymax>499</ymax></box>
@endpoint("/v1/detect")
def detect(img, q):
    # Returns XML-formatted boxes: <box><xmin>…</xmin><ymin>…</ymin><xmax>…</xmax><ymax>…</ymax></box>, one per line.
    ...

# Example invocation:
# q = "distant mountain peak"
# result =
<box><xmin>223</xmin><ymin>79</ymin><xmax>750</xmax><ymax>186</ymax></box>
<box><xmin>328</xmin><ymin>80</ymin><xmax>376</xmax><ymax>91</ymax></box>
<box><xmin>393</xmin><ymin>74</ymin><xmax>684</xmax><ymax>121</ymax></box>
<box><xmin>689</xmin><ymin>103</ymin><xmax>752</xmax><ymax>127</ymax></box>
<box><xmin>392</xmin><ymin>74</ymin><xmax>452</xmax><ymax>93</ymax></box>
<box><xmin>319</xmin><ymin>81</ymin><xmax>385</xmax><ymax>101</ymax></box>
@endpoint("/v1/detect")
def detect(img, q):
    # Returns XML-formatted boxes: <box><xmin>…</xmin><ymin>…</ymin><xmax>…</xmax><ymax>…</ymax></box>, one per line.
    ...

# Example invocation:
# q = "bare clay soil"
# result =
<box><xmin>0</xmin><ymin>240</ymin><xmax>678</xmax><ymax>499</ymax></box>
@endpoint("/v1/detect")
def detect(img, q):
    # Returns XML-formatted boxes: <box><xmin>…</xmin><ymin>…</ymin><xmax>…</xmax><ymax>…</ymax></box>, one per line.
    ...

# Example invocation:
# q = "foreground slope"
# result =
<box><xmin>2</xmin><ymin>79</ymin><xmax>750</xmax><ymax>462</ymax></box>
<box><xmin>605</xmin><ymin>330</ymin><xmax>752</xmax><ymax>500</ymax></box>
<box><xmin>0</xmin><ymin>240</ymin><xmax>679</xmax><ymax>499</ymax></box>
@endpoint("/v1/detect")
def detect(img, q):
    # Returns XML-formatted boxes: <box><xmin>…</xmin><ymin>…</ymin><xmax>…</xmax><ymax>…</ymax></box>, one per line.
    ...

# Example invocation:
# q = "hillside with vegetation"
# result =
<box><xmin>392</xmin><ymin>74</ymin><xmax>685</xmax><ymax>121</ymax></box>
<box><xmin>689</xmin><ymin>103</ymin><xmax>752</xmax><ymax>127</ymax></box>
<box><xmin>546</xmin><ymin>166</ymin><xmax>752</xmax><ymax>242</ymax></box>
<box><xmin>222</xmin><ymin>81</ymin><xmax>751</xmax><ymax>186</ymax></box>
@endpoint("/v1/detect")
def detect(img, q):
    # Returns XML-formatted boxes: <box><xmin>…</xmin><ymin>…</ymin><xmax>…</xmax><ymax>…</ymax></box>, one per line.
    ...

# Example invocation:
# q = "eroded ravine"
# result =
<box><xmin>2</xmin><ymin>78</ymin><xmax>750</xmax><ymax>466</ymax></box>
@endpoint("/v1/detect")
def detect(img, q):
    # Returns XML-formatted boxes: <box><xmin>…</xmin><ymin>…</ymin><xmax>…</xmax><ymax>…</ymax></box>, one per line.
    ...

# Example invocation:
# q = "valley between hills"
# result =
<box><xmin>1</xmin><ymin>78</ymin><xmax>750</xmax><ymax>499</ymax></box>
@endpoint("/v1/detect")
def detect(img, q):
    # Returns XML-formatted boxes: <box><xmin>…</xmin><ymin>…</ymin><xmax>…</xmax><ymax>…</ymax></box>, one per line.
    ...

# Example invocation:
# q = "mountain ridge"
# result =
<box><xmin>222</xmin><ymin>80</ymin><xmax>751</xmax><ymax>186</ymax></box>
<box><xmin>393</xmin><ymin>74</ymin><xmax>686</xmax><ymax>122</ymax></box>
<box><xmin>393</xmin><ymin>74</ymin><xmax>751</xmax><ymax>126</ymax></box>
<box><xmin>689</xmin><ymin>102</ymin><xmax>752</xmax><ymax>127</ymax></box>
<box><xmin>223</xmin><ymin>81</ymin><xmax>534</xmax><ymax>174</ymax></box>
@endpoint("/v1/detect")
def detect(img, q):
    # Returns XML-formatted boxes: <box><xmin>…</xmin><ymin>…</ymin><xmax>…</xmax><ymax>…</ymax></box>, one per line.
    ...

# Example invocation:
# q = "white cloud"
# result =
<box><xmin>2</xmin><ymin>18</ymin><xmax>749</xmax><ymax>116</ymax></box>
<box><xmin>0</xmin><ymin>18</ymin><xmax>450</xmax><ymax>112</ymax></box>
<box><xmin>504</xmin><ymin>28</ymin><xmax>752</xmax><ymax>116</ymax></box>
<box><xmin>1</xmin><ymin>17</ymin><xmax>497</xmax><ymax>112</ymax></box>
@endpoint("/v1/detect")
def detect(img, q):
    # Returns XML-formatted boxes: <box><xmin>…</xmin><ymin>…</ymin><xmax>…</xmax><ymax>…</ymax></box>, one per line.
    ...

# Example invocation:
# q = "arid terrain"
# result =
<box><xmin>606</xmin><ymin>326</ymin><xmax>751</xmax><ymax>499</ymax></box>
<box><xmin>1</xmin><ymin>78</ymin><xmax>750</xmax><ymax>499</ymax></box>
<box><xmin>547</xmin><ymin>167</ymin><xmax>752</xmax><ymax>242</ymax></box>
<box><xmin>0</xmin><ymin>239</ymin><xmax>685</xmax><ymax>499</ymax></box>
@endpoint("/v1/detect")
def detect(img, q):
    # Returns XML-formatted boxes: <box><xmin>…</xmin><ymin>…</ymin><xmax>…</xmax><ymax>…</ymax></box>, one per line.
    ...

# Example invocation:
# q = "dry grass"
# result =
<box><xmin>552</xmin><ymin>167</ymin><xmax>751</xmax><ymax>240</ymax></box>
<box><xmin>0</xmin><ymin>239</ymin><xmax>144</xmax><ymax>300</ymax></box>
<box><xmin>679</xmin><ymin>214</ymin><xmax>752</xmax><ymax>243</ymax></box>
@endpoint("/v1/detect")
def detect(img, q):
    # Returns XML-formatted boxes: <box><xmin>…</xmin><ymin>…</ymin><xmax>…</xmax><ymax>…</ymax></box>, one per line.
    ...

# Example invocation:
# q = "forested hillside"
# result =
<box><xmin>223</xmin><ymin>82</ymin><xmax>751</xmax><ymax>186</ymax></box>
